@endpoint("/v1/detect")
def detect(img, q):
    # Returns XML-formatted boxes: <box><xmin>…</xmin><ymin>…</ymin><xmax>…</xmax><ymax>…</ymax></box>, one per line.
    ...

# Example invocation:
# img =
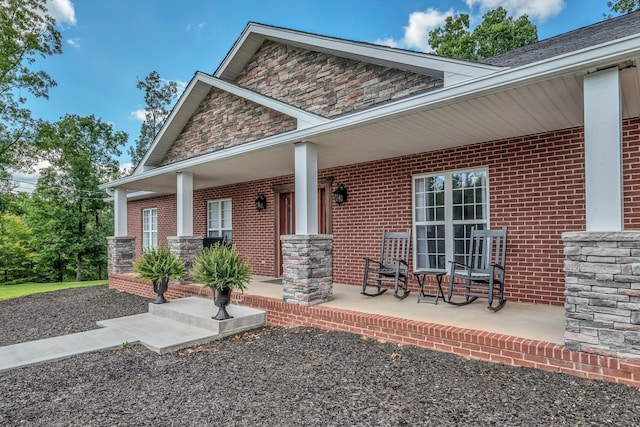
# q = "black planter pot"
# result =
<box><xmin>212</xmin><ymin>286</ymin><xmax>233</xmax><ymax>320</ymax></box>
<box><xmin>152</xmin><ymin>278</ymin><xmax>169</xmax><ymax>304</ymax></box>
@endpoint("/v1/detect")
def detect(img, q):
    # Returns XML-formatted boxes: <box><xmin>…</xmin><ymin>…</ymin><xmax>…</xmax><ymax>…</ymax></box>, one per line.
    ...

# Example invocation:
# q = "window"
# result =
<box><xmin>142</xmin><ymin>208</ymin><xmax>157</xmax><ymax>250</ymax></box>
<box><xmin>413</xmin><ymin>169</ymin><xmax>488</xmax><ymax>270</ymax></box>
<box><xmin>208</xmin><ymin>199</ymin><xmax>232</xmax><ymax>241</ymax></box>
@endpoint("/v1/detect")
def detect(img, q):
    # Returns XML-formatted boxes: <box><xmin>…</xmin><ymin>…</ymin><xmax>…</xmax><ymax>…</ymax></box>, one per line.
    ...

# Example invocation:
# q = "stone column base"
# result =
<box><xmin>167</xmin><ymin>236</ymin><xmax>204</xmax><ymax>283</ymax></box>
<box><xmin>563</xmin><ymin>231</ymin><xmax>640</xmax><ymax>358</ymax></box>
<box><xmin>281</xmin><ymin>234</ymin><xmax>333</xmax><ymax>306</ymax></box>
<box><xmin>107</xmin><ymin>236</ymin><xmax>136</xmax><ymax>275</ymax></box>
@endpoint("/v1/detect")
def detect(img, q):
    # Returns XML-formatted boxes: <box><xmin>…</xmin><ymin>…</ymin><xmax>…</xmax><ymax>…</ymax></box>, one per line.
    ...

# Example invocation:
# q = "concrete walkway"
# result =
<box><xmin>0</xmin><ymin>297</ymin><xmax>266</xmax><ymax>373</ymax></box>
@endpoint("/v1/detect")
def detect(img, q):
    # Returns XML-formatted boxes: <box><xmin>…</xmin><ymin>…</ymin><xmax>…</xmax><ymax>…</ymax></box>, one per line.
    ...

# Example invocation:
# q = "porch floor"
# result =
<box><xmin>247</xmin><ymin>276</ymin><xmax>565</xmax><ymax>345</ymax></box>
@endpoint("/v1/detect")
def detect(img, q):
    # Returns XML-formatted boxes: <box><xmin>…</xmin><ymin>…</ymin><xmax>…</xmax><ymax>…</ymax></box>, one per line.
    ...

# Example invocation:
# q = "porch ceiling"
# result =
<box><xmin>123</xmin><ymin>65</ymin><xmax>640</xmax><ymax>198</ymax></box>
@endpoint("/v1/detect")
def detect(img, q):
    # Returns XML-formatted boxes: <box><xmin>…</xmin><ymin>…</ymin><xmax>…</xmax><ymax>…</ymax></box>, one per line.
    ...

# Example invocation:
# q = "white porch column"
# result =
<box><xmin>113</xmin><ymin>187</ymin><xmax>128</xmax><ymax>237</ymax></box>
<box><xmin>294</xmin><ymin>141</ymin><xmax>318</xmax><ymax>235</ymax></box>
<box><xmin>176</xmin><ymin>172</ymin><xmax>193</xmax><ymax>236</ymax></box>
<box><xmin>584</xmin><ymin>67</ymin><xmax>623</xmax><ymax>231</ymax></box>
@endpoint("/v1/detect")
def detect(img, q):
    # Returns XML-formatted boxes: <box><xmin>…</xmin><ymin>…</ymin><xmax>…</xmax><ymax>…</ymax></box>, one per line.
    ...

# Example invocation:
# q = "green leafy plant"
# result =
<box><xmin>133</xmin><ymin>246</ymin><xmax>186</xmax><ymax>285</ymax></box>
<box><xmin>192</xmin><ymin>243</ymin><xmax>251</xmax><ymax>292</ymax></box>
<box><xmin>121</xmin><ymin>341</ymin><xmax>131</xmax><ymax>349</ymax></box>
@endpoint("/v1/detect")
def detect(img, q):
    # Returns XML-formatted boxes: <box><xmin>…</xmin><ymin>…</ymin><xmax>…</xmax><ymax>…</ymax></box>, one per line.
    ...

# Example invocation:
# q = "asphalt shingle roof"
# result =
<box><xmin>482</xmin><ymin>10</ymin><xmax>640</xmax><ymax>68</ymax></box>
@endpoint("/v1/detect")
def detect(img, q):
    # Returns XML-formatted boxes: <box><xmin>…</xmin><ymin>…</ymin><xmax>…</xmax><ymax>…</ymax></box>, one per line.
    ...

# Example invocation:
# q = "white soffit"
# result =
<box><xmin>215</xmin><ymin>23</ymin><xmax>503</xmax><ymax>83</ymax></box>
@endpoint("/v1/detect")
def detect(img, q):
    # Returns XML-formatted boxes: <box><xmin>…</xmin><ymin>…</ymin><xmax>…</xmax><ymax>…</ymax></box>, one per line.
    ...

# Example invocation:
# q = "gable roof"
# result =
<box><xmin>134</xmin><ymin>72</ymin><xmax>329</xmax><ymax>174</ymax></box>
<box><xmin>483</xmin><ymin>10</ymin><xmax>640</xmax><ymax>68</ymax></box>
<box><xmin>214</xmin><ymin>22</ymin><xmax>503</xmax><ymax>86</ymax></box>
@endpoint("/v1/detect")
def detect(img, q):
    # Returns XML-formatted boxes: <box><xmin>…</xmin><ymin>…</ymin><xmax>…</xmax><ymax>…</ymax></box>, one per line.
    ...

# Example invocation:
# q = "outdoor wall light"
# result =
<box><xmin>332</xmin><ymin>183</ymin><xmax>348</xmax><ymax>205</ymax></box>
<box><xmin>255</xmin><ymin>194</ymin><xmax>267</xmax><ymax>211</ymax></box>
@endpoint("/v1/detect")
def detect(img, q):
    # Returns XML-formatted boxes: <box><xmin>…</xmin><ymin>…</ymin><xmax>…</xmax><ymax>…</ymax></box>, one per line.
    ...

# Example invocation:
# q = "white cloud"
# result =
<box><xmin>372</xmin><ymin>37</ymin><xmax>399</xmax><ymax>48</ymax></box>
<box><xmin>176</xmin><ymin>80</ymin><xmax>188</xmax><ymax>97</ymax></box>
<box><xmin>66</xmin><ymin>37</ymin><xmax>80</xmax><ymax>48</ymax></box>
<box><xmin>130</xmin><ymin>109</ymin><xmax>147</xmax><ymax>122</ymax></box>
<box><xmin>46</xmin><ymin>0</ymin><xmax>77</xmax><ymax>26</ymax></box>
<box><xmin>403</xmin><ymin>8</ymin><xmax>455</xmax><ymax>52</ymax></box>
<box><xmin>465</xmin><ymin>0</ymin><xmax>564</xmax><ymax>21</ymax></box>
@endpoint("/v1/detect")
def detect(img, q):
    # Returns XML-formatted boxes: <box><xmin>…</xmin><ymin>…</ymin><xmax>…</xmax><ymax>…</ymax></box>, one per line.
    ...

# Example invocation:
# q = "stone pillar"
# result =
<box><xmin>107</xmin><ymin>236</ymin><xmax>135</xmax><ymax>274</ymax></box>
<box><xmin>281</xmin><ymin>234</ymin><xmax>332</xmax><ymax>306</ymax></box>
<box><xmin>167</xmin><ymin>236</ymin><xmax>204</xmax><ymax>282</ymax></box>
<box><xmin>563</xmin><ymin>231</ymin><xmax>640</xmax><ymax>359</ymax></box>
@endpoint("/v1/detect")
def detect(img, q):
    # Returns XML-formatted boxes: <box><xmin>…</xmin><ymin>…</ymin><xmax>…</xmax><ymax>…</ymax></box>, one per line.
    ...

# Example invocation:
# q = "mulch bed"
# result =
<box><xmin>0</xmin><ymin>285</ymin><xmax>639</xmax><ymax>426</ymax></box>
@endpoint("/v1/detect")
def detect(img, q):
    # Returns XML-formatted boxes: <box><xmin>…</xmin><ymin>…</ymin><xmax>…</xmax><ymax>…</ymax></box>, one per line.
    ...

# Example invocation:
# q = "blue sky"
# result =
<box><xmin>15</xmin><ymin>0</ymin><xmax>619</xmax><ymax>191</ymax></box>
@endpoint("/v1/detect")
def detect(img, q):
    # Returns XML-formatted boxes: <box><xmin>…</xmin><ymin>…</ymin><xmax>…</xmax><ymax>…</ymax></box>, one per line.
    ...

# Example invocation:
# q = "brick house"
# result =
<box><xmin>104</xmin><ymin>12</ymin><xmax>640</xmax><ymax>378</ymax></box>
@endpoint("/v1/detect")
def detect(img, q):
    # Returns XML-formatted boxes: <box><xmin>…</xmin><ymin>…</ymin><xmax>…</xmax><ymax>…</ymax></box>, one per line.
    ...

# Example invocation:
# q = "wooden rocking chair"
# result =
<box><xmin>447</xmin><ymin>227</ymin><xmax>508</xmax><ymax>312</ymax></box>
<box><xmin>362</xmin><ymin>229</ymin><xmax>412</xmax><ymax>300</ymax></box>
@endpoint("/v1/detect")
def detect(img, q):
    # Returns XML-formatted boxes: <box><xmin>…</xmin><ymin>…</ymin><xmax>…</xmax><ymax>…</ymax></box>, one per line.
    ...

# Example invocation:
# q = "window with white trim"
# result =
<box><xmin>142</xmin><ymin>208</ymin><xmax>158</xmax><ymax>250</ymax></box>
<box><xmin>413</xmin><ymin>169</ymin><xmax>488</xmax><ymax>270</ymax></box>
<box><xmin>207</xmin><ymin>199</ymin><xmax>232</xmax><ymax>241</ymax></box>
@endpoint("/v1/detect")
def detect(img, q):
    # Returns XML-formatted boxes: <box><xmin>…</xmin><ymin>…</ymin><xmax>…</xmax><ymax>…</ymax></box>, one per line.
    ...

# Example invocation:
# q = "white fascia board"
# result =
<box><xmin>105</xmin><ymin>34</ymin><xmax>640</xmax><ymax>190</ymax></box>
<box><xmin>196</xmin><ymin>73</ymin><xmax>328</xmax><ymax>128</ymax></box>
<box><xmin>216</xmin><ymin>23</ymin><xmax>503</xmax><ymax>81</ymax></box>
<box><xmin>133</xmin><ymin>73</ymin><xmax>206</xmax><ymax>175</ymax></box>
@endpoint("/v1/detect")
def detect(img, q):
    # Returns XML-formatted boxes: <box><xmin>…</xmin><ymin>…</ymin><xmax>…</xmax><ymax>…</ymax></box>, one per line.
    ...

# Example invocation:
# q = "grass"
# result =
<box><xmin>0</xmin><ymin>280</ymin><xmax>108</xmax><ymax>300</ymax></box>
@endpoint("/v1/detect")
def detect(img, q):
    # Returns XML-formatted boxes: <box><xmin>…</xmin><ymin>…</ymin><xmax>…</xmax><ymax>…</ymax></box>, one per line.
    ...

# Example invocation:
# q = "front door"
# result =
<box><xmin>274</xmin><ymin>180</ymin><xmax>332</xmax><ymax>276</ymax></box>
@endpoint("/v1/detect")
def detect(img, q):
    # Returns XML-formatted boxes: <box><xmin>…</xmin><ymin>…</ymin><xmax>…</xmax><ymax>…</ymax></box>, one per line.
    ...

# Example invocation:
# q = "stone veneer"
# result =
<box><xmin>107</xmin><ymin>236</ymin><xmax>136</xmax><ymax>275</ymax></box>
<box><xmin>235</xmin><ymin>40</ymin><xmax>443</xmax><ymax>119</ymax></box>
<box><xmin>280</xmin><ymin>234</ymin><xmax>333</xmax><ymax>306</ymax></box>
<box><xmin>167</xmin><ymin>236</ymin><xmax>204</xmax><ymax>283</ymax></box>
<box><xmin>563</xmin><ymin>231</ymin><xmax>640</xmax><ymax>359</ymax></box>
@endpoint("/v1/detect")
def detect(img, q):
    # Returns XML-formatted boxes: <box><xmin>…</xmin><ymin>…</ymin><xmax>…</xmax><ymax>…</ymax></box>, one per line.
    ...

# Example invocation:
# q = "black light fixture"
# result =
<box><xmin>332</xmin><ymin>183</ymin><xmax>348</xmax><ymax>205</ymax></box>
<box><xmin>255</xmin><ymin>194</ymin><xmax>267</xmax><ymax>211</ymax></box>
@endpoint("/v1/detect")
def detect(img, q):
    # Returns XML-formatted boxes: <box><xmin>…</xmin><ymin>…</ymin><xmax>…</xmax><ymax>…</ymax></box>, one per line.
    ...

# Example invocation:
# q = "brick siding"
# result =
<box><xmin>235</xmin><ymin>40</ymin><xmax>442</xmax><ymax>118</ymax></box>
<box><xmin>126</xmin><ymin>118</ymin><xmax>640</xmax><ymax>306</ymax></box>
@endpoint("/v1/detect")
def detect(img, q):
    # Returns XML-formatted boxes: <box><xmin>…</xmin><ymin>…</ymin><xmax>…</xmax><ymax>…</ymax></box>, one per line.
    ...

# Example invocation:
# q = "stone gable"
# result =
<box><xmin>234</xmin><ymin>40</ymin><xmax>443</xmax><ymax>118</ymax></box>
<box><xmin>160</xmin><ymin>87</ymin><xmax>297</xmax><ymax>166</ymax></box>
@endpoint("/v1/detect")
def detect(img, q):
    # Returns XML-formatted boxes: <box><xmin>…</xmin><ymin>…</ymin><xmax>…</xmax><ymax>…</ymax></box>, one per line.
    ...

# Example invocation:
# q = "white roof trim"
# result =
<box><xmin>196</xmin><ymin>73</ymin><xmax>328</xmax><ymax>127</ymax></box>
<box><xmin>106</xmin><ymin>33</ymin><xmax>640</xmax><ymax>190</ymax></box>
<box><xmin>215</xmin><ymin>23</ymin><xmax>503</xmax><ymax>85</ymax></box>
<box><xmin>133</xmin><ymin>72</ymin><xmax>328</xmax><ymax>175</ymax></box>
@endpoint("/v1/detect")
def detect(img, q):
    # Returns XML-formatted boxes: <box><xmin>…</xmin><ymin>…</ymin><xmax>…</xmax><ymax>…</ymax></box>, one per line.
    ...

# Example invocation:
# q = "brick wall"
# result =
<box><xmin>124</xmin><ymin>119</ymin><xmax>640</xmax><ymax>306</ymax></box>
<box><xmin>235</xmin><ymin>40</ymin><xmax>442</xmax><ymax>118</ymax></box>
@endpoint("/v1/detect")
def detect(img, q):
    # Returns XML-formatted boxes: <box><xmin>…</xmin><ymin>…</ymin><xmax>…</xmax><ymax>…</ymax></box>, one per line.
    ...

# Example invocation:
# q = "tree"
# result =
<box><xmin>30</xmin><ymin>114</ymin><xmax>126</xmax><ymax>281</ymax></box>
<box><xmin>607</xmin><ymin>0</ymin><xmax>640</xmax><ymax>14</ymax></box>
<box><xmin>0</xmin><ymin>213</ymin><xmax>36</xmax><ymax>282</ymax></box>
<box><xmin>429</xmin><ymin>7</ymin><xmax>538</xmax><ymax>61</ymax></box>
<box><xmin>127</xmin><ymin>71</ymin><xmax>177</xmax><ymax>168</ymax></box>
<box><xmin>0</xmin><ymin>0</ymin><xmax>62</xmax><ymax>183</ymax></box>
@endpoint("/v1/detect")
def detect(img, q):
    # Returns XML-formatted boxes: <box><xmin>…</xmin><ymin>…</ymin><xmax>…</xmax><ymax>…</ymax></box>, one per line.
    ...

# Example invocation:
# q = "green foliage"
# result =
<box><xmin>192</xmin><ymin>244</ymin><xmax>251</xmax><ymax>292</ymax></box>
<box><xmin>429</xmin><ymin>7</ymin><xmax>538</xmax><ymax>61</ymax></box>
<box><xmin>128</xmin><ymin>71</ymin><xmax>177</xmax><ymax>169</ymax></box>
<box><xmin>133</xmin><ymin>246</ymin><xmax>186</xmax><ymax>285</ymax></box>
<box><xmin>27</xmin><ymin>114</ymin><xmax>126</xmax><ymax>282</ymax></box>
<box><xmin>0</xmin><ymin>213</ymin><xmax>37</xmax><ymax>282</ymax></box>
<box><xmin>607</xmin><ymin>0</ymin><xmax>640</xmax><ymax>14</ymax></box>
<box><xmin>121</xmin><ymin>341</ymin><xmax>131</xmax><ymax>349</ymax></box>
<box><xmin>0</xmin><ymin>0</ymin><xmax>62</xmax><ymax>182</ymax></box>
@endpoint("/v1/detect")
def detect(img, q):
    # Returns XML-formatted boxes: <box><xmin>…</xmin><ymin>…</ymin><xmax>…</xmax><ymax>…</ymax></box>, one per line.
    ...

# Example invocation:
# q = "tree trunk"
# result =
<box><xmin>76</xmin><ymin>253</ymin><xmax>82</xmax><ymax>282</ymax></box>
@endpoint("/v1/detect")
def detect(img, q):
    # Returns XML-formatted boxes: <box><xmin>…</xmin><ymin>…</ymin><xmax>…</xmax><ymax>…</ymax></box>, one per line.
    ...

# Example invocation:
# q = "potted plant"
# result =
<box><xmin>133</xmin><ymin>246</ymin><xmax>186</xmax><ymax>304</ymax></box>
<box><xmin>192</xmin><ymin>243</ymin><xmax>251</xmax><ymax>320</ymax></box>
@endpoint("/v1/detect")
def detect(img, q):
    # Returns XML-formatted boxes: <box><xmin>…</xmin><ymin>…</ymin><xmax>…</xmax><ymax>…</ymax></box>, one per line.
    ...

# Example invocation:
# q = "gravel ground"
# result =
<box><xmin>1</xmin><ymin>285</ymin><xmax>640</xmax><ymax>426</ymax></box>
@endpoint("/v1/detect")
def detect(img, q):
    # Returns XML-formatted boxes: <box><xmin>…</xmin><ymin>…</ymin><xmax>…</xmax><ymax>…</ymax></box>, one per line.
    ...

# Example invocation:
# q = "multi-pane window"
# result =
<box><xmin>208</xmin><ymin>199</ymin><xmax>232</xmax><ymax>241</ymax></box>
<box><xmin>413</xmin><ymin>169</ymin><xmax>488</xmax><ymax>270</ymax></box>
<box><xmin>142</xmin><ymin>208</ymin><xmax>157</xmax><ymax>250</ymax></box>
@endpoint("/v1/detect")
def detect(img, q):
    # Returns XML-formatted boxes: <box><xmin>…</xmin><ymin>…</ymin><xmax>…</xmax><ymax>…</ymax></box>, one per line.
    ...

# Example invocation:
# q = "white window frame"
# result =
<box><xmin>207</xmin><ymin>198</ymin><xmax>232</xmax><ymax>241</ymax></box>
<box><xmin>142</xmin><ymin>208</ymin><xmax>158</xmax><ymax>250</ymax></box>
<box><xmin>412</xmin><ymin>168</ymin><xmax>489</xmax><ymax>271</ymax></box>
